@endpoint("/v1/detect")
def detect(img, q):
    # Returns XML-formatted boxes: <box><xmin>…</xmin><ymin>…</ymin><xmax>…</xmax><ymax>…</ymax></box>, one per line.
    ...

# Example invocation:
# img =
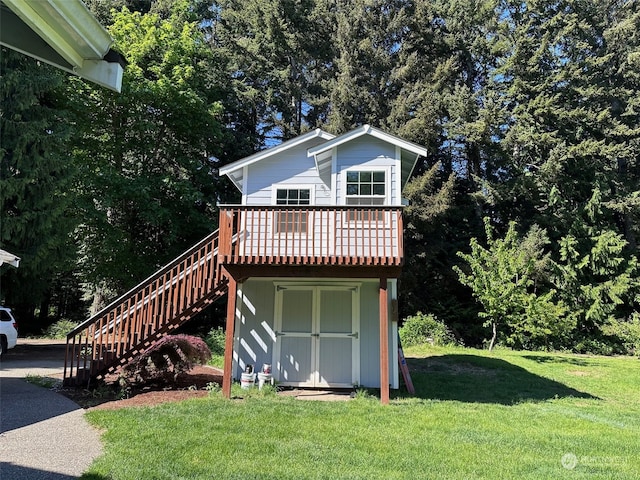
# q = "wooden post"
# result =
<box><xmin>379</xmin><ymin>277</ymin><xmax>390</xmax><ymax>404</ymax></box>
<box><xmin>222</xmin><ymin>272</ymin><xmax>237</xmax><ymax>398</ymax></box>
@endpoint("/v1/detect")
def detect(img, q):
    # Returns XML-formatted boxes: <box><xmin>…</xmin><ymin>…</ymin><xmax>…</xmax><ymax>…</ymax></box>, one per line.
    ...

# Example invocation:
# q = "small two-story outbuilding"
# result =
<box><xmin>218</xmin><ymin>125</ymin><xmax>427</xmax><ymax>402</ymax></box>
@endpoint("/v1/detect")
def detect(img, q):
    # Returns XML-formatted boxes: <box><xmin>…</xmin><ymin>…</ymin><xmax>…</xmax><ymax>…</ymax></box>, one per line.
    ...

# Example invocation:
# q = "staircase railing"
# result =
<box><xmin>64</xmin><ymin>229</ymin><xmax>227</xmax><ymax>386</ymax></box>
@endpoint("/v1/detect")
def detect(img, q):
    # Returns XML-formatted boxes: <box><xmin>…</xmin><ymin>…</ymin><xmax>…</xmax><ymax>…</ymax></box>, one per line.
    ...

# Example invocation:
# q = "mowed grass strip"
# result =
<box><xmin>82</xmin><ymin>347</ymin><xmax>640</xmax><ymax>480</ymax></box>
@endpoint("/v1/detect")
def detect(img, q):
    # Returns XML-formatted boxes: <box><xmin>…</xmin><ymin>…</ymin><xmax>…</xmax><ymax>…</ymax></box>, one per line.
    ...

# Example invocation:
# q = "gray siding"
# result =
<box><xmin>232</xmin><ymin>278</ymin><xmax>398</xmax><ymax>388</ymax></box>
<box><xmin>232</xmin><ymin>279</ymin><xmax>276</xmax><ymax>378</ymax></box>
<box><xmin>244</xmin><ymin>139</ymin><xmax>331</xmax><ymax>206</ymax></box>
<box><xmin>335</xmin><ymin>136</ymin><xmax>400</xmax><ymax>205</ymax></box>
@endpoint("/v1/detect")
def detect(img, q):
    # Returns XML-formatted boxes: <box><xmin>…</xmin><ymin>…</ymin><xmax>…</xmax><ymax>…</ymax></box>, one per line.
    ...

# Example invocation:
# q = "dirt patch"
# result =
<box><xmin>58</xmin><ymin>365</ymin><xmax>223</xmax><ymax>410</ymax></box>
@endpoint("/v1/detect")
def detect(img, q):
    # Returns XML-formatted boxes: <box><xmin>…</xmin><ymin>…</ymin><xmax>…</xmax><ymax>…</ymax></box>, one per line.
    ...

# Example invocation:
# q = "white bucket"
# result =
<box><xmin>240</xmin><ymin>372</ymin><xmax>255</xmax><ymax>389</ymax></box>
<box><xmin>257</xmin><ymin>373</ymin><xmax>272</xmax><ymax>389</ymax></box>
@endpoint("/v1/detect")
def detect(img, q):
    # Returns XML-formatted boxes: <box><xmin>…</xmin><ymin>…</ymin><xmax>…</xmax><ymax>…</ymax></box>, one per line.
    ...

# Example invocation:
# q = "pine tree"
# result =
<box><xmin>0</xmin><ymin>48</ymin><xmax>78</xmax><ymax>331</ymax></box>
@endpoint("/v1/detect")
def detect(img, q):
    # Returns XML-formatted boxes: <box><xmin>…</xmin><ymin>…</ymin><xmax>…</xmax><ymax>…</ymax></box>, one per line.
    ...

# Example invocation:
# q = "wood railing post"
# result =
<box><xmin>379</xmin><ymin>277</ymin><xmax>390</xmax><ymax>405</ymax></box>
<box><xmin>222</xmin><ymin>272</ymin><xmax>237</xmax><ymax>398</ymax></box>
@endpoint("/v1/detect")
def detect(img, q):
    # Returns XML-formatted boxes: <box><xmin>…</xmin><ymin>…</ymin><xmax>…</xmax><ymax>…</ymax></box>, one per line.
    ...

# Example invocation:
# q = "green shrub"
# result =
<box><xmin>42</xmin><ymin>319</ymin><xmax>78</xmax><ymax>339</ymax></box>
<box><xmin>399</xmin><ymin>312</ymin><xmax>458</xmax><ymax>347</ymax></box>
<box><xmin>205</xmin><ymin>326</ymin><xmax>226</xmax><ymax>356</ymax></box>
<box><xmin>120</xmin><ymin>334</ymin><xmax>211</xmax><ymax>388</ymax></box>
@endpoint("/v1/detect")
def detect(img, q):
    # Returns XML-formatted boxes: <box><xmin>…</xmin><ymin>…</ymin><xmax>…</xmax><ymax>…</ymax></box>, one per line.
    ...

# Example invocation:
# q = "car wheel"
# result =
<box><xmin>0</xmin><ymin>337</ymin><xmax>6</xmax><ymax>358</ymax></box>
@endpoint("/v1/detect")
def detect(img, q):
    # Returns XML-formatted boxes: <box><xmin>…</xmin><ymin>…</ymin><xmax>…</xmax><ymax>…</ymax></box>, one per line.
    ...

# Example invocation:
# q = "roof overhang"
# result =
<box><xmin>219</xmin><ymin>129</ymin><xmax>335</xmax><ymax>192</ymax></box>
<box><xmin>307</xmin><ymin>124</ymin><xmax>428</xmax><ymax>187</ymax></box>
<box><xmin>0</xmin><ymin>0</ymin><xmax>125</xmax><ymax>92</ymax></box>
<box><xmin>0</xmin><ymin>249</ymin><xmax>20</xmax><ymax>268</ymax></box>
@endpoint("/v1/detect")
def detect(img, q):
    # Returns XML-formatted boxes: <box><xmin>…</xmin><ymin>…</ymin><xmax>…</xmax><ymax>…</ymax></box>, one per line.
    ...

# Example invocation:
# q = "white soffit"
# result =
<box><xmin>0</xmin><ymin>0</ymin><xmax>124</xmax><ymax>92</ymax></box>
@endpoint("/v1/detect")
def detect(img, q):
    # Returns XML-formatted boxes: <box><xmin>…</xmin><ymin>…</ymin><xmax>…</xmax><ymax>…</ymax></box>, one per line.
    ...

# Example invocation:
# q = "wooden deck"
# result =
<box><xmin>218</xmin><ymin>205</ymin><xmax>404</xmax><ymax>267</ymax></box>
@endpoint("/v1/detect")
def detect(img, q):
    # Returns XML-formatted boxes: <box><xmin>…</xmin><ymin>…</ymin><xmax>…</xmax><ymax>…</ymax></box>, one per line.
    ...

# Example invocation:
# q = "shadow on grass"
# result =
<box><xmin>399</xmin><ymin>354</ymin><xmax>597</xmax><ymax>405</ymax></box>
<box><xmin>521</xmin><ymin>354</ymin><xmax>595</xmax><ymax>366</ymax></box>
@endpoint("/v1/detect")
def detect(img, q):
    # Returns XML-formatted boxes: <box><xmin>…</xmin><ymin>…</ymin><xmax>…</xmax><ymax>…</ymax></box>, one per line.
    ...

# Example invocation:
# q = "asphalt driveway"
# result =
<box><xmin>0</xmin><ymin>339</ymin><xmax>103</xmax><ymax>479</ymax></box>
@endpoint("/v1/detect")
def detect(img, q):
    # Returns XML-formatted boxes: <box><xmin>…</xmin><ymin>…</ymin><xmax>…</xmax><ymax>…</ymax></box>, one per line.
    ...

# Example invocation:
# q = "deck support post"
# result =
<box><xmin>222</xmin><ymin>272</ymin><xmax>238</xmax><ymax>398</ymax></box>
<box><xmin>379</xmin><ymin>277</ymin><xmax>390</xmax><ymax>405</ymax></box>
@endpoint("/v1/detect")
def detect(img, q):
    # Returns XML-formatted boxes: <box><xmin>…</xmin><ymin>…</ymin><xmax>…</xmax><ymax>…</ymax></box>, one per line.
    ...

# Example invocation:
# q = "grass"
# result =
<box><xmin>81</xmin><ymin>346</ymin><xmax>640</xmax><ymax>479</ymax></box>
<box><xmin>24</xmin><ymin>374</ymin><xmax>60</xmax><ymax>389</ymax></box>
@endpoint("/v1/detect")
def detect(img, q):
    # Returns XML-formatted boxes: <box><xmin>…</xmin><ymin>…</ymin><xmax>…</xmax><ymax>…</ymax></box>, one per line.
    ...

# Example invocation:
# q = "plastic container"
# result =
<box><xmin>257</xmin><ymin>373</ymin><xmax>272</xmax><ymax>389</ymax></box>
<box><xmin>240</xmin><ymin>372</ymin><xmax>255</xmax><ymax>389</ymax></box>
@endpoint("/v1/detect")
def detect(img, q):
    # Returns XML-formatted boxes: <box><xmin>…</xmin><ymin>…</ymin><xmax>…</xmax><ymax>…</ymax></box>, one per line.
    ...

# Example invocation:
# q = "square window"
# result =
<box><xmin>345</xmin><ymin>171</ymin><xmax>385</xmax><ymax>199</ymax></box>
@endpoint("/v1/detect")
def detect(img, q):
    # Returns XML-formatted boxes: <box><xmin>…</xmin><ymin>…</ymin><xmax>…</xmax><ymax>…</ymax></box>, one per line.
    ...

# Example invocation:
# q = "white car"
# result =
<box><xmin>0</xmin><ymin>306</ymin><xmax>18</xmax><ymax>357</ymax></box>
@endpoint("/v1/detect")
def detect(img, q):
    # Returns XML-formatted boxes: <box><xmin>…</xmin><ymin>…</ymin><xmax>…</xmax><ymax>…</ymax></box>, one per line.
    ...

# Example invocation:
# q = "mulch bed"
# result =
<box><xmin>57</xmin><ymin>365</ymin><xmax>223</xmax><ymax>410</ymax></box>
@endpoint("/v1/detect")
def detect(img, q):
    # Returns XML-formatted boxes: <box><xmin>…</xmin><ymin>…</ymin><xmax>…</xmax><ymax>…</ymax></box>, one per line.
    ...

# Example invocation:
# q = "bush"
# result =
<box><xmin>120</xmin><ymin>334</ymin><xmax>211</xmax><ymax>388</ymax></box>
<box><xmin>42</xmin><ymin>319</ymin><xmax>78</xmax><ymax>339</ymax></box>
<box><xmin>399</xmin><ymin>312</ymin><xmax>458</xmax><ymax>347</ymax></box>
<box><xmin>205</xmin><ymin>326</ymin><xmax>226</xmax><ymax>356</ymax></box>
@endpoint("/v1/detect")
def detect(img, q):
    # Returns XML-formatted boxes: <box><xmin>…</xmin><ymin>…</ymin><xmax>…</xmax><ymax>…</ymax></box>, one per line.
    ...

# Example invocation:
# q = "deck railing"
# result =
<box><xmin>218</xmin><ymin>206</ymin><xmax>404</xmax><ymax>266</ymax></box>
<box><xmin>64</xmin><ymin>230</ymin><xmax>226</xmax><ymax>385</ymax></box>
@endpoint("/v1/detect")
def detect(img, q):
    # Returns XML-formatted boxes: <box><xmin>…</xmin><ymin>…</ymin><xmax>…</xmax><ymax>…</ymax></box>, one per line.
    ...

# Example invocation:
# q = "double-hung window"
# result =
<box><xmin>345</xmin><ymin>170</ymin><xmax>387</xmax><ymax>221</ymax></box>
<box><xmin>274</xmin><ymin>187</ymin><xmax>311</xmax><ymax>233</ymax></box>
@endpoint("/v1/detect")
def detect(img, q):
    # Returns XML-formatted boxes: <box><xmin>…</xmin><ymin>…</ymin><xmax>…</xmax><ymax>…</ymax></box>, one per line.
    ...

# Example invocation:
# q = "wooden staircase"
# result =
<box><xmin>64</xmin><ymin>229</ymin><xmax>229</xmax><ymax>386</ymax></box>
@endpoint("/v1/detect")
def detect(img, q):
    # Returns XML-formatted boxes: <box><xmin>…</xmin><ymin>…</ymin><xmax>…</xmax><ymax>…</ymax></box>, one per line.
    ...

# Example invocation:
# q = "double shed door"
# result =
<box><xmin>274</xmin><ymin>284</ymin><xmax>360</xmax><ymax>388</ymax></box>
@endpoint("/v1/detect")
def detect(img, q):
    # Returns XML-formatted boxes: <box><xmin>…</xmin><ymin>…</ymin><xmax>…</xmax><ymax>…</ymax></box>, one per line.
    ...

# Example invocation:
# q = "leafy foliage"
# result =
<box><xmin>455</xmin><ymin>219</ymin><xmax>572</xmax><ymax>350</ymax></box>
<box><xmin>0</xmin><ymin>48</ymin><xmax>80</xmax><ymax>330</ymax></box>
<box><xmin>120</xmin><ymin>334</ymin><xmax>211</xmax><ymax>387</ymax></box>
<box><xmin>72</xmin><ymin>1</ymin><xmax>227</xmax><ymax>298</ymax></box>
<box><xmin>399</xmin><ymin>312</ymin><xmax>458</xmax><ymax>347</ymax></box>
<box><xmin>205</xmin><ymin>326</ymin><xmax>226</xmax><ymax>356</ymax></box>
<box><xmin>42</xmin><ymin>319</ymin><xmax>78</xmax><ymax>339</ymax></box>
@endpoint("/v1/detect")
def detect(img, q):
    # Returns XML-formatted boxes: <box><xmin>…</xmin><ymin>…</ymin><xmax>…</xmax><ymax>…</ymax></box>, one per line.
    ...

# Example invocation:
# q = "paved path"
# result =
<box><xmin>0</xmin><ymin>340</ymin><xmax>103</xmax><ymax>479</ymax></box>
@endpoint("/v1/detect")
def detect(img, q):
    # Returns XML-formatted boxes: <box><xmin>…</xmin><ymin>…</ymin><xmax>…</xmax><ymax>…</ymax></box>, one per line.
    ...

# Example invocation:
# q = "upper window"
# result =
<box><xmin>345</xmin><ymin>170</ymin><xmax>387</xmax><ymax>219</ymax></box>
<box><xmin>276</xmin><ymin>188</ymin><xmax>310</xmax><ymax>205</ymax></box>
<box><xmin>346</xmin><ymin>171</ymin><xmax>386</xmax><ymax>197</ymax></box>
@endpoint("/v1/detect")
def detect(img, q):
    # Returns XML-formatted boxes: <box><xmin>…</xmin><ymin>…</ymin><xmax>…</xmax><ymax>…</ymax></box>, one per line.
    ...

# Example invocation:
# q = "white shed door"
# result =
<box><xmin>275</xmin><ymin>285</ymin><xmax>359</xmax><ymax>388</ymax></box>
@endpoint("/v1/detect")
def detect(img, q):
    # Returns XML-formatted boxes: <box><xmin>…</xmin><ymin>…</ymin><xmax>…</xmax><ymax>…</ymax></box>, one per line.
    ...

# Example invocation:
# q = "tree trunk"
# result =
<box><xmin>488</xmin><ymin>321</ymin><xmax>497</xmax><ymax>351</ymax></box>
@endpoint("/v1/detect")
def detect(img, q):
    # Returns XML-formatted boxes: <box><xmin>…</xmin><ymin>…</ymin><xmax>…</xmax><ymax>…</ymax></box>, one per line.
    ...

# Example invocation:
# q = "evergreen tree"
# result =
<box><xmin>214</xmin><ymin>0</ymin><xmax>333</xmax><ymax>141</ymax></box>
<box><xmin>0</xmin><ymin>48</ymin><xmax>78</xmax><ymax>331</ymax></box>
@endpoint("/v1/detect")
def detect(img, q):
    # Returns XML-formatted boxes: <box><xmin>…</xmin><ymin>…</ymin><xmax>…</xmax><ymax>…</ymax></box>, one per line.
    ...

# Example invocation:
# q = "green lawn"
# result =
<box><xmin>81</xmin><ymin>346</ymin><xmax>640</xmax><ymax>479</ymax></box>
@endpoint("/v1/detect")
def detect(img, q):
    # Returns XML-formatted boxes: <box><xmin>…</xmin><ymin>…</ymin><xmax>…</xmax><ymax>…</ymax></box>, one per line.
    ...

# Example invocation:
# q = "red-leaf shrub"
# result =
<box><xmin>120</xmin><ymin>334</ymin><xmax>212</xmax><ymax>387</ymax></box>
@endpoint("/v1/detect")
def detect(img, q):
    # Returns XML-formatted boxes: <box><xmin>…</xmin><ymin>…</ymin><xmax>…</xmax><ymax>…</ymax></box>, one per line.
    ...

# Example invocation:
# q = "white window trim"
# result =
<box><xmin>271</xmin><ymin>184</ymin><xmax>316</xmax><ymax>206</ymax></box>
<box><xmin>271</xmin><ymin>184</ymin><xmax>315</xmax><ymax>237</ymax></box>
<box><xmin>340</xmin><ymin>166</ymin><xmax>391</xmax><ymax>206</ymax></box>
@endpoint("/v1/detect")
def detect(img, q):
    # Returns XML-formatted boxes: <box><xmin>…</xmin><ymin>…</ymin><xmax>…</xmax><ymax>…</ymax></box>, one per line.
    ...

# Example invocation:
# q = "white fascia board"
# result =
<box><xmin>75</xmin><ymin>58</ymin><xmax>124</xmax><ymax>92</ymax></box>
<box><xmin>4</xmin><ymin>0</ymin><xmax>113</xmax><ymax>65</ymax></box>
<box><xmin>2</xmin><ymin>0</ymin><xmax>123</xmax><ymax>92</ymax></box>
<box><xmin>0</xmin><ymin>249</ymin><xmax>20</xmax><ymax>268</ymax></box>
<box><xmin>307</xmin><ymin>124</ymin><xmax>428</xmax><ymax>158</ymax></box>
<box><xmin>219</xmin><ymin>128</ymin><xmax>334</xmax><ymax>178</ymax></box>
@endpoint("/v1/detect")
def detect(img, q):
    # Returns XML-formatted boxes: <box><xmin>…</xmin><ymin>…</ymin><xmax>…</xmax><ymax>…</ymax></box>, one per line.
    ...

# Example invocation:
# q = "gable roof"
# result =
<box><xmin>220</xmin><ymin>125</ymin><xmax>428</xmax><ymax>193</ymax></box>
<box><xmin>307</xmin><ymin>124</ymin><xmax>428</xmax><ymax>188</ymax></box>
<box><xmin>0</xmin><ymin>0</ymin><xmax>125</xmax><ymax>92</ymax></box>
<box><xmin>307</xmin><ymin>124</ymin><xmax>428</xmax><ymax>158</ymax></box>
<box><xmin>219</xmin><ymin>129</ymin><xmax>335</xmax><ymax>192</ymax></box>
